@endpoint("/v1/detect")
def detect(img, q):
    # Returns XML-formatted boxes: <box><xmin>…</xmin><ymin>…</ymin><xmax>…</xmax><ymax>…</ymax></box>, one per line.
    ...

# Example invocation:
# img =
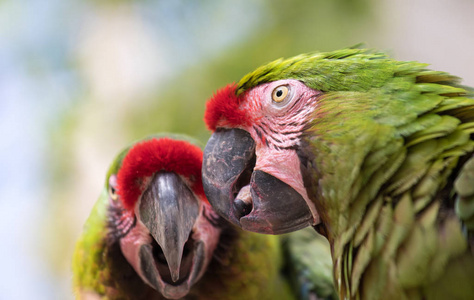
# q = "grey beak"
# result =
<box><xmin>202</xmin><ymin>128</ymin><xmax>313</xmax><ymax>234</ymax></box>
<box><xmin>139</xmin><ymin>172</ymin><xmax>199</xmax><ymax>282</ymax></box>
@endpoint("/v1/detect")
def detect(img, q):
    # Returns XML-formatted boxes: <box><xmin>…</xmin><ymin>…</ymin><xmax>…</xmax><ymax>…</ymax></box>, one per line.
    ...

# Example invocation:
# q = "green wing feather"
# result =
<box><xmin>282</xmin><ymin>227</ymin><xmax>338</xmax><ymax>300</ymax></box>
<box><xmin>72</xmin><ymin>189</ymin><xmax>109</xmax><ymax>297</ymax></box>
<box><xmin>455</xmin><ymin>156</ymin><xmax>474</xmax><ymax>233</ymax></box>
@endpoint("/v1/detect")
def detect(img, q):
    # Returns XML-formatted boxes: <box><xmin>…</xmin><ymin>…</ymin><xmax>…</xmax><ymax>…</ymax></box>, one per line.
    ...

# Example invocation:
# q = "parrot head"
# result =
<box><xmin>202</xmin><ymin>79</ymin><xmax>320</xmax><ymax>235</ymax></box>
<box><xmin>202</xmin><ymin>48</ymin><xmax>401</xmax><ymax>235</ymax></box>
<box><xmin>109</xmin><ymin>137</ymin><xmax>221</xmax><ymax>299</ymax></box>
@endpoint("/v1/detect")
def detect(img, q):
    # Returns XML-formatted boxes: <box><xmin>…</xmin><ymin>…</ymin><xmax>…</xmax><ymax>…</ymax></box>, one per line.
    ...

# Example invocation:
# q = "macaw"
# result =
<box><xmin>72</xmin><ymin>135</ymin><xmax>297</xmax><ymax>299</ymax></box>
<box><xmin>201</xmin><ymin>48</ymin><xmax>474</xmax><ymax>299</ymax></box>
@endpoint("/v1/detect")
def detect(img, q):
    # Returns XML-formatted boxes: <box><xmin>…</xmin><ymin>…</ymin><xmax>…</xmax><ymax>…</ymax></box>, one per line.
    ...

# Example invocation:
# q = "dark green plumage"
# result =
<box><xmin>282</xmin><ymin>228</ymin><xmax>339</xmax><ymax>300</ymax></box>
<box><xmin>235</xmin><ymin>48</ymin><xmax>474</xmax><ymax>299</ymax></box>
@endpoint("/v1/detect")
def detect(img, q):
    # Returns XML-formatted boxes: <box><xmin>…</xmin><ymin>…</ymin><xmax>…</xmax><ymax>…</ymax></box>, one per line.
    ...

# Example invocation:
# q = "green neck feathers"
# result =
<box><xmin>298</xmin><ymin>53</ymin><xmax>474</xmax><ymax>299</ymax></box>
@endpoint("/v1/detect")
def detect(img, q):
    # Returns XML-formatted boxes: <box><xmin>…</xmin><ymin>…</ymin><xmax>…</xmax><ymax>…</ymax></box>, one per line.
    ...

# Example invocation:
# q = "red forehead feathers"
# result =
<box><xmin>204</xmin><ymin>83</ymin><xmax>249</xmax><ymax>131</ymax></box>
<box><xmin>117</xmin><ymin>138</ymin><xmax>205</xmax><ymax>210</ymax></box>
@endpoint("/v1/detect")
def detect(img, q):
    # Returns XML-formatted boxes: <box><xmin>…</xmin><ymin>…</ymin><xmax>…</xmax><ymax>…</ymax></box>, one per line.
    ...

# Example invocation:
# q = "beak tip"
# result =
<box><xmin>164</xmin><ymin>249</ymin><xmax>184</xmax><ymax>283</ymax></box>
<box><xmin>171</xmin><ymin>271</ymin><xmax>180</xmax><ymax>283</ymax></box>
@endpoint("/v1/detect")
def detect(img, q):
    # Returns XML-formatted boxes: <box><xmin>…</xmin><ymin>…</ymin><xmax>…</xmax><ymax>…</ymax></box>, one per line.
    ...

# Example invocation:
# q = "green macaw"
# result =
<box><xmin>72</xmin><ymin>134</ymin><xmax>335</xmax><ymax>299</ymax></box>
<box><xmin>201</xmin><ymin>48</ymin><xmax>474</xmax><ymax>299</ymax></box>
<box><xmin>72</xmin><ymin>135</ymin><xmax>292</xmax><ymax>299</ymax></box>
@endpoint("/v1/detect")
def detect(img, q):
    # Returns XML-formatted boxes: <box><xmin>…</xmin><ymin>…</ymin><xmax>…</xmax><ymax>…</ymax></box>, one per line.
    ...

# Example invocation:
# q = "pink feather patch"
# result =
<box><xmin>204</xmin><ymin>83</ymin><xmax>249</xmax><ymax>131</ymax></box>
<box><xmin>117</xmin><ymin>138</ymin><xmax>205</xmax><ymax>210</ymax></box>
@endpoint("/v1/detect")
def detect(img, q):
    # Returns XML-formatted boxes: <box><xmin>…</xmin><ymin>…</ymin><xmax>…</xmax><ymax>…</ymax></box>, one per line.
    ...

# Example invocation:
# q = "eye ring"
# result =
<box><xmin>271</xmin><ymin>85</ymin><xmax>289</xmax><ymax>103</ymax></box>
<box><xmin>108</xmin><ymin>175</ymin><xmax>118</xmax><ymax>201</ymax></box>
<box><xmin>108</xmin><ymin>185</ymin><xmax>118</xmax><ymax>200</ymax></box>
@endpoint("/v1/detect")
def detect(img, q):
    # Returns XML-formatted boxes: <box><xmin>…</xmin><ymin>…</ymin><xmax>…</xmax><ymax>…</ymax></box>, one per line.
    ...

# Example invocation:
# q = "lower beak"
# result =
<box><xmin>202</xmin><ymin>128</ymin><xmax>313</xmax><ymax>234</ymax></box>
<box><xmin>138</xmin><ymin>172</ymin><xmax>199</xmax><ymax>284</ymax></box>
<box><xmin>240</xmin><ymin>170</ymin><xmax>313</xmax><ymax>234</ymax></box>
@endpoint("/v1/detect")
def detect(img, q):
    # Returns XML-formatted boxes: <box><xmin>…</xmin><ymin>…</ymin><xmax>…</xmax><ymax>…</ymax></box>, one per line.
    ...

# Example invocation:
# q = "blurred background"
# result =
<box><xmin>1</xmin><ymin>0</ymin><xmax>473</xmax><ymax>298</ymax></box>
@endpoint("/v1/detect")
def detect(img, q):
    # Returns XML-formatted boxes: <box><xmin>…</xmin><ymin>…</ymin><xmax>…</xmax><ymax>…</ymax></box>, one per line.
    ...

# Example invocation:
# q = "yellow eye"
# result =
<box><xmin>108</xmin><ymin>184</ymin><xmax>118</xmax><ymax>200</ymax></box>
<box><xmin>272</xmin><ymin>85</ymin><xmax>289</xmax><ymax>103</ymax></box>
<box><xmin>108</xmin><ymin>175</ymin><xmax>118</xmax><ymax>201</ymax></box>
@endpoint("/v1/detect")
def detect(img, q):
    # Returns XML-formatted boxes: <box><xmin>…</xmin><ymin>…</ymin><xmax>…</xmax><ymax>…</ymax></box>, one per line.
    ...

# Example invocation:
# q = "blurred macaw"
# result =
<box><xmin>72</xmin><ymin>134</ymin><xmax>336</xmax><ymax>299</ymax></box>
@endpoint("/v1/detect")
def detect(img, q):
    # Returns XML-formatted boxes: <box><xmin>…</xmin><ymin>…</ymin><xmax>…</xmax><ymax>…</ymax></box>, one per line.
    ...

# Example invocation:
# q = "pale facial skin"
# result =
<box><xmin>203</xmin><ymin>79</ymin><xmax>322</xmax><ymax>234</ymax></box>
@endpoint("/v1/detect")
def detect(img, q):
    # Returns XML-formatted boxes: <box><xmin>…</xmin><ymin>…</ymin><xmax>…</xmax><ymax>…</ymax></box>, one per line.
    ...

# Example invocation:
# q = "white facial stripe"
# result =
<box><xmin>245</xmin><ymin>80</ymin><xmax>320</xmax><ymax>150</ymax></box>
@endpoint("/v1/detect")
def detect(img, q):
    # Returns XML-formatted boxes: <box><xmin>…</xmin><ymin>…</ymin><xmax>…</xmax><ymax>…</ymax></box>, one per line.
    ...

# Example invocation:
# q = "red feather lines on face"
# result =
<box><xmin>117</xmin><ymin>138</ymin><xmax>206</xmax><ymax>211</ymax></box>
<box><xmin>204</xmin><ymin>83</ymin><xmax>250</xmax><ymax>131</ymax></box>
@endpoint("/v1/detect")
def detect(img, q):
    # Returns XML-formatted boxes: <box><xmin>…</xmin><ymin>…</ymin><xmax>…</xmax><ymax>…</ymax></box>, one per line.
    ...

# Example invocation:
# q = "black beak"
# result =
<box><xmin>202</xmin><ymin>128</ymin><xmax>313</xmax><ymax>234</ymax></box>
<box><xmin>138</xmin><ymin>172</ymin><xmax>199</xmax><ymax>284</ymax></box>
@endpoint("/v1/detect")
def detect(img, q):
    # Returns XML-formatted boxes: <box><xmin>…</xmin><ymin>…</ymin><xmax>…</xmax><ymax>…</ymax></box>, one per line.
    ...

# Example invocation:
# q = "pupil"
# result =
<box><xmin>276</xmin><ymin>90</ymin><xmax>283</xmax><ymax>97</ymax></box>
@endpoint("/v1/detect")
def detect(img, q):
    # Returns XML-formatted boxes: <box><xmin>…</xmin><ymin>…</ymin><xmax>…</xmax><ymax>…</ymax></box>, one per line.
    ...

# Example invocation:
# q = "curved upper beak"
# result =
<box><xmin>138</xmin><ymin>172</ymin><xmax>199</xmax><ymax>283</ymax></box>
<box><xmin>202</xmin><ymin>128</ymin><xmax>313</xmax><ymax>234</ymax></box>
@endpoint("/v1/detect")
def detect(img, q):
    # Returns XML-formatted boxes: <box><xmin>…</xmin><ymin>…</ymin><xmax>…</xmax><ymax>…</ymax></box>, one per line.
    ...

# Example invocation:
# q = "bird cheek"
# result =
<box><xmin>254</xmin><ymin>148</ymin><xmax>304</xmax><ymax>194</ymax></box>
<box><xmin>119</xmin><ymin>221</ymin><xmax>152</xmax><ymax>279</ymax></box>
<box><xmin>192</xmin><ymin>207</ymin><xmax>221</xmax><ymax>266</ymax></box>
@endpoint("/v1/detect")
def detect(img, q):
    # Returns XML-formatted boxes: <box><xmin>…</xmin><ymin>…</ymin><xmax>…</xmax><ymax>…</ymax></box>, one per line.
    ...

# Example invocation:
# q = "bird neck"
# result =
<box><xmin>192</xmin><ymin>223</ymin><xmax>294</xmax><ymax>300</ymax></box>
<box><xmin>301</xmin><ymin>87</ymin><xmax>474</xmax><ymax>298</ymax></box>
